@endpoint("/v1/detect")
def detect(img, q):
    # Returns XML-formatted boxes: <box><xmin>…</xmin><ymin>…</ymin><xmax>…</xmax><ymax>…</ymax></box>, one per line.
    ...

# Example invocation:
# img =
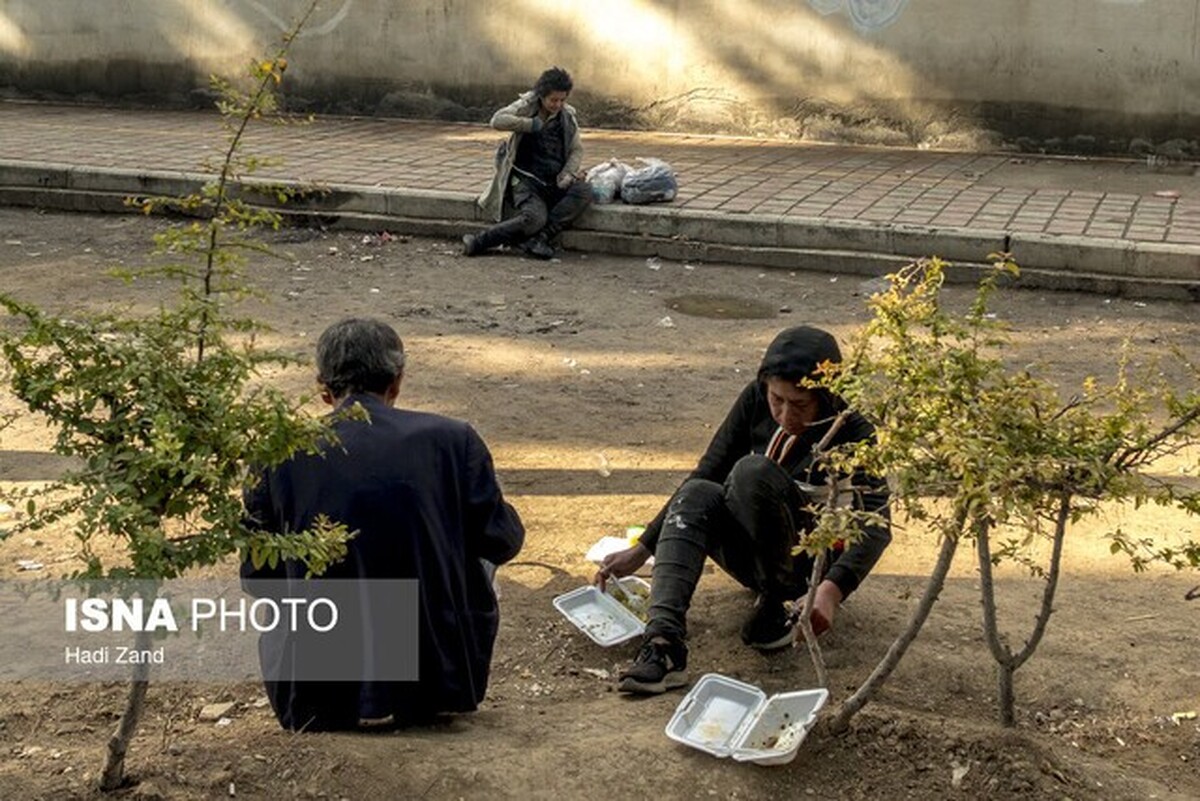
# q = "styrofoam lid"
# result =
<box><xmin>730</xmin><ymin>688</ymin><xmax>828</xmax><ymax>765</ymax></box>
<box><xmin>666</xmin><ymin>674</ymin><xmax>828</xmax><ymax>766</ymax></box>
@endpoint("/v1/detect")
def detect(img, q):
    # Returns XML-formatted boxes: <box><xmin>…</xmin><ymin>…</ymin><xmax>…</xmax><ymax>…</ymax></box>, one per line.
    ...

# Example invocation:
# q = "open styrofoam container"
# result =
<box><xmin>552</xmin><ymin>576</ymin><xmax>650</xmax><ymax>647</ymax></box>
<box><xmin>665</xmin><ymin>673</ymin><xmax>829</xmax><ymax>766</ymax></box>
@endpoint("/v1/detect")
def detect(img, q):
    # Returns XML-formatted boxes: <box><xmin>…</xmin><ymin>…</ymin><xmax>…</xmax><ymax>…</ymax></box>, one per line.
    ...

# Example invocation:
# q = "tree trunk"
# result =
<box><xmin>99</xmin><ymin>629</ymin><xmax>152</xmax><ymax>791</ymax></box>
<box><xmin>974</xmin><ymin>517</ymin><xmax>1017</xmax><ymax>726</ymax></box>
<box><xmin>977</xmin><ymin>496</ymin><xmax>1070</xmax><ymax>726</ymax></box>
<box><xmin>796</xmin><ymin>549</ymin><xmax>829</xmax><ymax>689</ymax></box>
<box><xmin>825</xmin><ymin>527</ymin><xmax>960</xmax><ymax>734</ymax></box>
<box><xmin>997</xmin><ymin>661</ymin><xmax>1016</xmax><ymax>728</ymax></box>
<box><xmin>794</xmin><ymin>412</ymin><xmax>852</xmax><ymax>689</ymax></box>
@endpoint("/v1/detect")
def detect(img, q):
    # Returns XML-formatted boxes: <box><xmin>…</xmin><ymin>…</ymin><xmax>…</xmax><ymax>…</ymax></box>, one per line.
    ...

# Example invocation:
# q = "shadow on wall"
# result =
<box><xmin>0</xmin><ymin>1</ymin><xmax>362</xmax><ymax>107</ymax></box>
<box><xmin>431</xmin><ymin>0</ymin><xmax>982</xmax><ymax>150</ymax></box>
<box><xmin>297</xmin><ymin>0</ymin><xmax>1200</xmax><ymax>157</ymax></box>
<box><xmin>0</xmin><ymin>0</ymin><xmax>1195</xmax><ymax>158</ymax></box>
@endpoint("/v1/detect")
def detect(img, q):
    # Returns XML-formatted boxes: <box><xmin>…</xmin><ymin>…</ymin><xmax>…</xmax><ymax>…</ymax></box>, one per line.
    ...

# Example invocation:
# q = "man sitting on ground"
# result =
<box><xmin>463</xmin><ymin>66</ymin><xmax>591</xmax><ymax>260</ymax></box>
<box><xmin>243</xmin><ymin>317</ymin><xmax>524</xmax><ymax>729</ymax></box>
<box><xmin>596</xmin><ymin>326</ymin><xmax>891</xmax><ymax>694</ymax></box>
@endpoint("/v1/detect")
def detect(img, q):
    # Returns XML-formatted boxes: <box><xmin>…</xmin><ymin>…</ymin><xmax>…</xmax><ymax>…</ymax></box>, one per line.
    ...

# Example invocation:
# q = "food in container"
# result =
<box><xmin>665</xmin><ymin>673</ymin><xmax>828</xmax><ymax>766</ymax></box>
<box><xmin>552</xmin><ymin>576</ymin><xmax>651</xmax><ymax>646</ymax></box>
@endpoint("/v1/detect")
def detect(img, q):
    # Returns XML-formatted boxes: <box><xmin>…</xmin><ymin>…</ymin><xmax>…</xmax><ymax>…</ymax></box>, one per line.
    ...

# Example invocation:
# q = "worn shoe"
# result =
<box><xmin>740</xmin><ymin>596</ymin><xmax>796</xmax><ymax>651</ymax></box>
<box><xmin>520</xmin><ymin>234</ymin><xmax>555</xmax><ymax>260</ymax></box>
<box><xmin>461</xmin><ymin>233</ymin><xmax>483</xmax><ymax>257</ymax></box>
<box><xmin>618</xmin><ymin>636</ymin><xmax>689</xmax><ymax>694</ymax></box>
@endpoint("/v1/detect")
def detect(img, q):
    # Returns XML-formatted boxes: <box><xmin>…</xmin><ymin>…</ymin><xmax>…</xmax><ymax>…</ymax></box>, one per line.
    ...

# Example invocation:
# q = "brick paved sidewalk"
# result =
<box><xmin>3</xmin><ymin>102</ymin><xmax>1199</xmax><ymax>247</ymax></box>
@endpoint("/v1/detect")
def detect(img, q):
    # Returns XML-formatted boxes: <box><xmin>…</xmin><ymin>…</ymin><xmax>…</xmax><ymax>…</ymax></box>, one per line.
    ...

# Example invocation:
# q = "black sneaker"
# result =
<box><xmin>740</xmin><ymin>596</ymin><xmax>795</xmax><ymax>651</ymax></box>
<box><xmin>520</xmin><ymin>234</ymin><xmax>555</xmax><ymax>260</ymax></box>
<box><xmin>461</xmin><ymin>233</ymin><xmax>482</xmax><ymax>257</ymax></box>
<box><xmin>617</xmin><ymin>636</ymin><xmax>689</xmax><ymax>695</ymax></box>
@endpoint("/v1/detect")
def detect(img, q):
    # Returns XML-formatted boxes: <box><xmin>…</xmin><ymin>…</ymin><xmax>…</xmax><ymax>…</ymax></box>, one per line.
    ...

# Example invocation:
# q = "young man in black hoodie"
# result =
<box><xmin>596</xmin><ymin>326</ymin><xmax>891</xmax><ymax>694</ymax></box>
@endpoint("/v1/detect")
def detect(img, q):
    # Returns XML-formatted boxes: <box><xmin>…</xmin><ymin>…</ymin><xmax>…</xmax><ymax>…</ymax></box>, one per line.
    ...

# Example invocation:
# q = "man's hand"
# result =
<box><xmin>795</xmin><ymin>579</ymin><xmax>843</xmax><ymax>638</ymax></box>
<box><xmin>593</xmin><ymin>543</ymin><xmax>651</xmax><ymax>590</ymax></box>
<box><xmin>556</xmin><ymin>171</ymin><xmax>576</xmax><ymax>189</ymax></box>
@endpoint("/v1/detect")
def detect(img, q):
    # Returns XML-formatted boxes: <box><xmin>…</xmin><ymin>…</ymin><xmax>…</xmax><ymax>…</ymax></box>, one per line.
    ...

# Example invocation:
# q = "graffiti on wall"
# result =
<box><xmin>808</xmin><ymin>0</ymin><xmax>911</xmax><ymax>33</ymax></box>
<box><xmin>242</xmin><ymin>0</ymin><xmax>355</xmax><ymax>38</ymax></box>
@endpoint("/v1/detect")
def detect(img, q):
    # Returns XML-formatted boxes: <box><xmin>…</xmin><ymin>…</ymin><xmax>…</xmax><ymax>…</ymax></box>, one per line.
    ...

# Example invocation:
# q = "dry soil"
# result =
<box><xmin>0</xmin><ymin>208</ymin><xmax>1198</xmax><ymax>801</ymax></box>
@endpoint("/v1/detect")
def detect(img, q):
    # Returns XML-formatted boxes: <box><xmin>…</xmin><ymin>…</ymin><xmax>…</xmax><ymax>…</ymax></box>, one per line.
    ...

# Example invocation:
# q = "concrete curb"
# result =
<box><xmin>1</xmin><ymin>160</ymin><xmax>1197</xmax><ymax>300</ymax></box>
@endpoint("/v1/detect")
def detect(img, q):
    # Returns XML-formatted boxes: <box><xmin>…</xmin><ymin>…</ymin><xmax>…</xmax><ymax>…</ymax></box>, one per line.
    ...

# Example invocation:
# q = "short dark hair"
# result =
<box><xmin>316</xmin><ymin>318</ymin><xmax>406</xmax><ymax>398</ymax></box>
<box><xmin>533</xmin><ymin>66</ymin><xmax>573</xmax><ymax>97</ymax></box>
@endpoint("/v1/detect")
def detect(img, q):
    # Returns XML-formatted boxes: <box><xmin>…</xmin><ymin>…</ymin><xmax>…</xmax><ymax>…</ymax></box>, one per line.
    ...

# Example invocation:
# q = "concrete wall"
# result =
<box><xmin>1</xmin><ymin>0</ymin><xmax>1197</xmax><ymax>152</ymax></box>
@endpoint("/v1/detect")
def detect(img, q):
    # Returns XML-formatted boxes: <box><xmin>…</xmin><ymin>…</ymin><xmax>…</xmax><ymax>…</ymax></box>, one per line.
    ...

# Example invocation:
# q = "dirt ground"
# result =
<box><xmin>0</xmin><ymin>207</ymin><xmax>1198</xmax><ymax>801</ymax></box>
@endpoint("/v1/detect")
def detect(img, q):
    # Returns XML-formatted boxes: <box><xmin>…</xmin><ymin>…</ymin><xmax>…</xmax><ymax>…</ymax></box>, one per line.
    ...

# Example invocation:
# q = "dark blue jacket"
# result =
<box><xmin>242</xmin><ymin>394</ymin><xmax>524</xmax><ymax>730</ymax></box>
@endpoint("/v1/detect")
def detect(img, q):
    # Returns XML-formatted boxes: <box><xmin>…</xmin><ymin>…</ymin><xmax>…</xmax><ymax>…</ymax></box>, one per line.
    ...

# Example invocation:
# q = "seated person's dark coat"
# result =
<box><xmin>242</xmin><ymin>393</ymin><xmax>524</xmax><ymax>730</ymax></box>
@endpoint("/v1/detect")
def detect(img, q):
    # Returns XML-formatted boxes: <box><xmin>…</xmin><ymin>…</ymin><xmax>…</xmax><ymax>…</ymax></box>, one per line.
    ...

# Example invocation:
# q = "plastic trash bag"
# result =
<box><xmin>621</xmin><ymin>157</ymin><xmax>677</xmax><ymax>204</ymax></box>
<box><xmin>585</xmin><ymin>159</ymin><xmax>631</xmax><ymax>204</ymax></box>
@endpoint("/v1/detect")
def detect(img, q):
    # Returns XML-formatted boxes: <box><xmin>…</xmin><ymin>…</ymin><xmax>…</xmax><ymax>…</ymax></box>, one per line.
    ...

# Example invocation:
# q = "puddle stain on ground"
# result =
<box><xmin>664</xmin><ymin>294</ymin><xmax>778</xmax><ymax>320</ymax></box>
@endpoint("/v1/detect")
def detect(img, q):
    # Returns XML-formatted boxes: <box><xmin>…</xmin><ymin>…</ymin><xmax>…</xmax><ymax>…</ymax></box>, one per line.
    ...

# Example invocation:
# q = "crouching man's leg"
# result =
<box><xmin>618</xmin><ymin>477</ymin><xmax>734</xmax><ymax>694</ymax></box>
<box><xmin>718</xmin><ymin>454</ymin><xmax>809</xmax><ymax>651</ymax></box>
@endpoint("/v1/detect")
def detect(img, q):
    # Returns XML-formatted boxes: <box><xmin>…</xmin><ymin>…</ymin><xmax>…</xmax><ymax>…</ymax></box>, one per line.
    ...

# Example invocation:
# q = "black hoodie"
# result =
<box><xmin>640</xmin><ymin>326</ymin><xmax>891</xmax><ymax>598</ymax></box>
<box><xmin>756</xmin><ymin>325</ymin><xmax>842</xmax><ymax>384</ymax></box>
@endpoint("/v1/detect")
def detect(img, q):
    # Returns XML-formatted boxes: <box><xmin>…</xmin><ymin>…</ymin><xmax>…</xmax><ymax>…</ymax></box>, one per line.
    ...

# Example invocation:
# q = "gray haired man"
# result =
<box><xmin>242</xmin><ymin>317</ymin><xmax>524</xmax><ymax>730</ymax></box>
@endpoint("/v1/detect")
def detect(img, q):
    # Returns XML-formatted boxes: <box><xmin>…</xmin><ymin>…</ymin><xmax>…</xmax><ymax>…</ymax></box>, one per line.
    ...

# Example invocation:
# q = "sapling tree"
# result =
<box><xmin>968</xmin><ymin>344</ymin><xmax>1199</xmax><ymax>725</ymax></box>
<box><xmin>793</xmin><ymin>258</ymin><xmax>1014</xmax><ymax>731</ymax></box>
<box><xmin>0</xmin><ymin>1</ymin><xmax>353</xmax><ymax>790</ymax></box>
<box><xmin>791</xmin><ymin>257</ymin><xmax>1199</xmax><ymax>733</ymax></box>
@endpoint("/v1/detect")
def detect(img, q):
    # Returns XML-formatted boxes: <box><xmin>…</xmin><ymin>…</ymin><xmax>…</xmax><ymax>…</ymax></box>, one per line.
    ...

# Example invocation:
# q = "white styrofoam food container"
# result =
<box><xmin>665</xmin><ymin>673</ymin><xmax>829</xmax><ymax>766</ymax></box>
<box><xmin>552</xmin><ymin>576</ymin><xmax>650</xmax><ymax>647</ymax></box>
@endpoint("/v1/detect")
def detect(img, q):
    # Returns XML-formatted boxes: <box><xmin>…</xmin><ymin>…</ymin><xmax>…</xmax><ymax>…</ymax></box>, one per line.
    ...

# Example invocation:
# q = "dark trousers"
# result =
<box><xmin>646</xmin><ymin>454</ymin><xmax>814</xmax><ymax>642</ymax></box>
<box><xmin>475</xmin><ymin>175</ymin><xmax>592</xmax><ymax>250</ymax></box>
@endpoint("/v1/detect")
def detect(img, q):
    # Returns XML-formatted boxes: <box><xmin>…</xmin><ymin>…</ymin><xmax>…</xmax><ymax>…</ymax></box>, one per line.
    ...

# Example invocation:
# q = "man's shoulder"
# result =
<box><xmin>501</xmin><ymin>91</ymin><xmax>538</xmax><ymax>114</ymax></box>
<box><xmin>343</xmin><ymin>408</ymin><xmax>474</xmax><ymax>460</ymax></box>
<box><xmin>378</xmin><ymin>406</ymin><xmax>471</xmax><ymax>435</ymax></box>
<box><xmin>562</xmin><ymin>103</ymin><xmax>581</xmax><ymax>129</ymax></box>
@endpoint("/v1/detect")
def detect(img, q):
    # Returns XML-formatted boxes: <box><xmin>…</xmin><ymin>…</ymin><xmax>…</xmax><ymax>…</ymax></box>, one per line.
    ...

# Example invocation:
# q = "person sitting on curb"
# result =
<box><xmin>463</xmin><ymin>66</ymin><xmax>591</xmax><ymax>260</ymax></box>
<box><xmin>242</xmin><ymin>317</ymin><xmax>525</xmax><ymax>730</ymax></box>
<box><xmin>595</xmin><ymin>326</ymin><xmax>892</xmax><ymax>695</ymax></box>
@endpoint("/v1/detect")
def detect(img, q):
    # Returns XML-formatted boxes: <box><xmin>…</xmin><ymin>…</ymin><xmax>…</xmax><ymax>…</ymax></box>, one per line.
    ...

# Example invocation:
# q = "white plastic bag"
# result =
<box><xmin>621</xmin><ymin>157</ymin><xmax>677</xmax><ymax>204</ymax></box>
<box><xmin>585</xmin><ymin>159</ymin><xmax>631</xmax><ymax>204</ymax></box>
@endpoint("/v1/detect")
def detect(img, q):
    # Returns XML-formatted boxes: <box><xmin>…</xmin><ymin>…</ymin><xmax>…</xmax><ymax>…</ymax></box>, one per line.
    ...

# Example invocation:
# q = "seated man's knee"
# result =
<box><xmin>665</xmin><ymin>478</ymin><xmax>724</xmax><ymax>529</ymax></box>
<box><xmin>518</xmin><ymin>207</ymin><xmax>547</xmax><ymax>236</ymax></box>
<box><xmin>727</xmin><ymin>454</ymin><xmax>787</xmax><ymax>488</ymax></box>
